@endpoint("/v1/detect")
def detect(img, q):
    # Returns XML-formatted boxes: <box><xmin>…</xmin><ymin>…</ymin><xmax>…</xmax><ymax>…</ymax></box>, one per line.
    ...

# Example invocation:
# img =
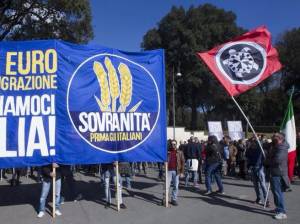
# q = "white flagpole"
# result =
<box><xmin>231</xmin><ymin>96</ymin><xmax>265</xmax><ymax>158</ymax></box>
<box><xmin>164</xmin><ymin>161</ymin><xmax>169</xmax><ymax>208</ymax></box>
<box><xmin>231</xmin><ymin>96</ymin><xmax>270</xmax><ymax>208</ymax></box>
<box><xmin>264</xmin><ymin>182</ymin><xmax>271</xmax><ymax>208</ymax></box>
<box><xmin>115</xmin><ymin>161</ymin><xmax>120</xmax><ymax>212</ymax></box>
<box><xmin>52</xmin><ymin>165</ymin><xmax>56</xmax><ymax>218</ymax></box>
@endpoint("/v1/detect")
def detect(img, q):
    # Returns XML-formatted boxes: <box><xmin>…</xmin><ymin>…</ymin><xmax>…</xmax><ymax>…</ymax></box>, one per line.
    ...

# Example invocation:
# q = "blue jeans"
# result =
<box><xmin>185</xmin><ymin>160</ymin><xmax>198</xmax><ymax>186</ymax></box>
<box><xmin>251</xmin><ymin>167</ymin><xmax>267</xmax><ymax>202</ymax></box>
<box><xmin>166</xmin><ymin>170</ymin><xmax>179</xmax><ymax>201</ymax></box>
<box><xmin>270</xmin><ymin>176</ymin><xmax>286</xmax><ymax>214</ymax></box>
<box><xmin>121</xmin><ymin>176</ymin><xmax>131</xmax><ymax>189</ymax></box>
<box><xmin>102</xmin><ymin>170</ymin><xmax>122</xmax><ymax>204</ymax></box>
<box><xmin>205</xmin><ymin>162</ymin><xmax>223</xmax><ymax>192</ymax></box>
<box><xmin>39</xmin><ymin>179</ymin><xmax>61</xmax><ymax>212</ymax></box>
<box><xmin>185</xmin><ymin>170</ymin><xmax>198</xmax><ymax>186</ymax></box>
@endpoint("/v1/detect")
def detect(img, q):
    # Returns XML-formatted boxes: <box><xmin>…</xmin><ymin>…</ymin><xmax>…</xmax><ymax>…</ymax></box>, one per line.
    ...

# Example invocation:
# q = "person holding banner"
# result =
<box><xmin>37</xmin><ymin>163</ymin><xmax>62</xmax><ymax>218</ymax></box>
<box><xmin>101</xmin><ymin>163</ymin><xmax>126</xmax><ymax>209</ymax></box>
<box><xmin>204</xmin><ymin>135</ymin><xmax>224</xmax><ymax>195</ymax></box>
<box><xmin>164</xmin><ymin>140</ymin><xmax>185</xmax><ymax>206</ymax></box>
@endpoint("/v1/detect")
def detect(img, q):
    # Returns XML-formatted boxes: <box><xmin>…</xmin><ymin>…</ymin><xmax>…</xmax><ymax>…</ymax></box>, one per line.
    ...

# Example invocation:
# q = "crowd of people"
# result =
<box><xmin>166</xmin><ymin>132</ymin><xmax>300</xmax><ymax>220</ymax></box>
<box><xmin>0</xmin><ymin>132</ymin><xmax>300</xmax><ymax>220</ymax></box>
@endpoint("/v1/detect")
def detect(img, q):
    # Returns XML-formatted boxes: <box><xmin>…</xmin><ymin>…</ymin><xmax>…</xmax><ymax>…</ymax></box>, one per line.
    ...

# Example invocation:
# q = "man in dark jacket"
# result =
<box><xmin>184</xmin><ymin>136</ymin><xmax>201</xmax><ymax>187</ymax></box>
<box><xmin>246</xmin><ymin>137</ymin><xmax>269</xmax><ymax>206</ymax></box>
<box><xmin>204</xmin><ymin>135</ymin><xmax>224</xmax><ymax>195</ymax></box>
<box><xmin>266</xmin><ymin>133</ymin><xmax>289</xmax><ymax>220</ymax></box>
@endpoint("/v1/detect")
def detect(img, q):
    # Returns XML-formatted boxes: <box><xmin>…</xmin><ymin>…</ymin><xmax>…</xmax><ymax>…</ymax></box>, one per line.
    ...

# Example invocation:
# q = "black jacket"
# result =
<box><xmin>184</xmin><ymin>142</ymin><xmax>201</xmax><ymax>159</ymax></box>
<box><xmin>237</xmin><ymin>143</ymin><xmax>246</xmax><ymax>162</ymax></box>
<box><xmin>206</xmin><ymin>136</ymin><xmax>222</xmax><ymax>164</ymax></box>
<box><xmin>246</xmin><ymin>141</ymin><xmax>264</xmax><ymax>168</ymax></box>
<box><xmin>60</xmin><ymin>165</ymin><xmax>73</xmax><ymax>177</ymax></box>
<box><xmin>266</xmin><ymin>141</ymin><xmax>289</xmax><ymax>176</ymax></box>
<box><xmin>41</xmin><ymin>164</ymin><xmax>61</xmax><ymax>182</ymax></box>
<box><xmin>101</xmin><ymin>163</ymin><xmax>114</xmax><ymax>173</ymax></box>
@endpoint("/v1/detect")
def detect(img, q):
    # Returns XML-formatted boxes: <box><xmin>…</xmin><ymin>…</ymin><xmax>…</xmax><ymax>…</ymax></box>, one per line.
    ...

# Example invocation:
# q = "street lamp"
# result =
<box><xmin>172</xmin><ymin>65</ymin><xmax>182</xmax><ymax>140</ymax></box>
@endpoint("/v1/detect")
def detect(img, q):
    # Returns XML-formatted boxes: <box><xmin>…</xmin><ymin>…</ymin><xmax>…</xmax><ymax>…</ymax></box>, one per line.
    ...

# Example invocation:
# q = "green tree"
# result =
<box><xmin>277</xmin><ymin>28</ymin><xmax>300</xmax><ymax>93</ymax></box>
<box><xmin>277</xmin><ymin>28</ymin><xmax>300</xmax><ymax>127</ymax></box>
<box><xmin>0</xmin><ymin>0</ymin><xmax>93</xmax><ymax>43</ymax></box>
<box><xmin>141</xmin><ymin>4</ymin><xmax>244</xmax><ymax>129</ymax></box>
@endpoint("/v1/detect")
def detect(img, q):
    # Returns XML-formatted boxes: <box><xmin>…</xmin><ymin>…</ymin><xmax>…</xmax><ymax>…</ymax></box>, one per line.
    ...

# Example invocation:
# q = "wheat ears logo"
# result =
<box><xmin>93</xmin><ymin>58</ymin><xmax>141</xmax><ymax>113</ymax></box>
<box><xmin>67</xmin><ymin>54</ymin><xmax>160</xmax><ymax>153</ymax></box>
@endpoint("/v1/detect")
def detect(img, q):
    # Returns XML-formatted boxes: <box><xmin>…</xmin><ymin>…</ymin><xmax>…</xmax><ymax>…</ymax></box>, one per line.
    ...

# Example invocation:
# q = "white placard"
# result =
<box><xmin>208</xmin><ymin>121</ymin><xmax>223</xmax><ymax>141</ymax></box>
<box><xmin>227</xmin><ymin>121</ymin><xmax>244</xmax><ymax>140</ymax></box>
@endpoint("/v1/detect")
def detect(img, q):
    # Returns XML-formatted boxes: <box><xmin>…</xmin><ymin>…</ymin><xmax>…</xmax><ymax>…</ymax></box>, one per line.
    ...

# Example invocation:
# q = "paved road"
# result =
<box><xmin>0</xmin><ymin>168</ymin><xmax>298</xmax><ymax>224</ymax></box>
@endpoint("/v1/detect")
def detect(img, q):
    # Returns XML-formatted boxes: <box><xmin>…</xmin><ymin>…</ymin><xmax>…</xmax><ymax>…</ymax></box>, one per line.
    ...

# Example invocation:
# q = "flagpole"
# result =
<box><xmin>264</xmin><ymin>182</ymin><xmax>271</xmax><ymax>208</ymax></box>
<box><xmin>115</xmin><ymin>161</ymin><xmax>120</xmax><ymax>212</ymax></box>
<box><xmin>52</xmin><ymin>164</ymin><xmax>56</xmax><ymax>218</ymax></box>
<box><xmin>164</xmin><ymin>161</ymin><xmax>169</xmax><ymax>208</ymax></box>
<box><xmin>231</xmin><ymin>96</ymin><xmax>265</xmax><ymax>158</ymax></box>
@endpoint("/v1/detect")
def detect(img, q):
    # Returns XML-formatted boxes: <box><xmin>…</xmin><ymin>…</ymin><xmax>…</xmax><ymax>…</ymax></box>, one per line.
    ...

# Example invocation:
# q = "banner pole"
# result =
<box><xmin>164</xmin><ymin>161</ymin><xmax>169</xmax><ymax>208</ymax></box>
<box><xmin>0</xmin><ymin>169</ymin><xmax>2</xmax><ymax>181</ymax></box>
<box><xmin>52</xmin><ymin>165</ymin><xmax>56</xmax><ymax>219</ymax></box>
<box><xmin>264</xmin><ymin>182</ymin><xmax>271</xmax><ymax>209</ymax></box>
<box><xmin>231</xmin><ymin>96</ymin><xmax>265</xmax><ymax>158</ymax></box>
<box><xmin>115</xmin><ymin>161</ymin><xmax>120</xmax><ymax>212</ymax></box>
<box><xmin>12</xmin><ymin>168</ymin><xmax>15</xmax><ymax>184</ymax></box>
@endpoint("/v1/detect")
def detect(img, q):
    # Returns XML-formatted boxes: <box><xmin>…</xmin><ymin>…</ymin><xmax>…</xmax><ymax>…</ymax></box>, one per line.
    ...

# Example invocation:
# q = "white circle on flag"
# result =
<box><xmin>215</xmin><ymin>41</ymin><xmax>267</xmax><ymax>85</ymax></box>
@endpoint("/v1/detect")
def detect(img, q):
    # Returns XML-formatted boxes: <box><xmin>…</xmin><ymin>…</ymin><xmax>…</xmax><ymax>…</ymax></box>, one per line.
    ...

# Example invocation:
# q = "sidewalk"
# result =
<box><xmin>0</xmin><ymin>168</ymin><xmax>298</xmax><ymax>224</ymax></box>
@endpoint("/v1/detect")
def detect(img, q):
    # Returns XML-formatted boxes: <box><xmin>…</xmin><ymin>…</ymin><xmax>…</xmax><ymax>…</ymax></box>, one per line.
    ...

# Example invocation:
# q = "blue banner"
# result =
<box><xmin>0</xmin><ymin>40</ymin><xmax>166</xmax><ymax>168</ymax></box>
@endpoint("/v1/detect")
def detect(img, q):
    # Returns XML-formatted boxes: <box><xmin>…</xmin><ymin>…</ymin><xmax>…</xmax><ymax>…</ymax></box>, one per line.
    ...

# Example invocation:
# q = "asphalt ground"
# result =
<box><xmin>0</xmin><ymin>167</ymin><xmax>299</xmax><ymax>224</ymax></box>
